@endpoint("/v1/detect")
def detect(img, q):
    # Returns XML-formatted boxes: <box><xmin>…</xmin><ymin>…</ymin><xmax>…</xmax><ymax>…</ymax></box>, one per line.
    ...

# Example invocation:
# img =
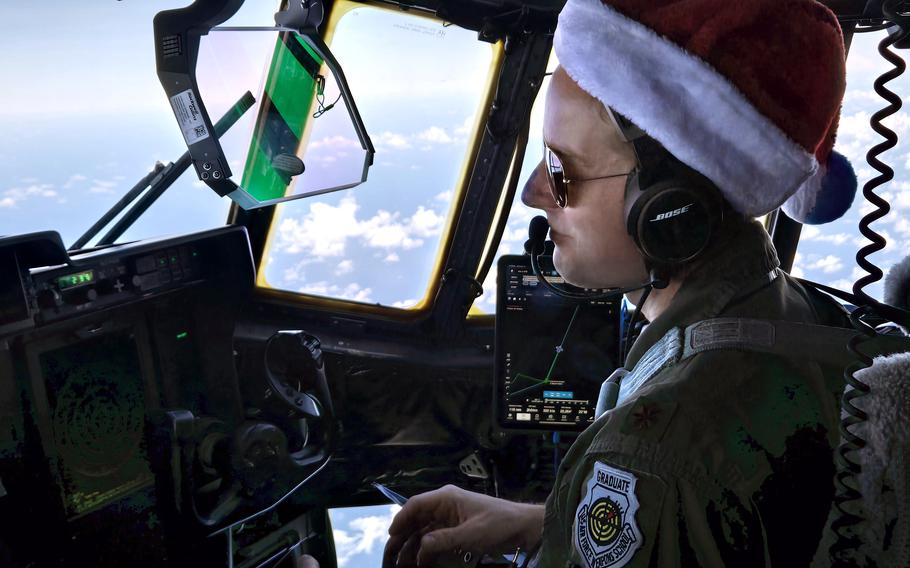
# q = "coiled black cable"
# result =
<box><xmin>829</xmin><ymin>5</ymin><xmax>909</xmax><ymax>563</ymax></box>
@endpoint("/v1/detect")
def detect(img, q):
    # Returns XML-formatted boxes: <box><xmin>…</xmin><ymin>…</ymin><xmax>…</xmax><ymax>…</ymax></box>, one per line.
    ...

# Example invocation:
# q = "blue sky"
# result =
<box><xmin>3</xmin><ymin>3</ymin><xmax>910</xmax><ymax>566</ymax></box>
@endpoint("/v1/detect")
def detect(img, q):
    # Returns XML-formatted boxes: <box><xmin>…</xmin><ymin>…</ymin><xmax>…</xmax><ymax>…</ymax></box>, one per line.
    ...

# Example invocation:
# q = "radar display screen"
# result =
<box><xmin>495</xmin><ymin>255</ymin><xmax>621</xmax><ymax>432</ymax></box>
<box><xmin>34</xmin><ymin>330</ymin><xmax>154</xmax><ymax>518</ymax></box>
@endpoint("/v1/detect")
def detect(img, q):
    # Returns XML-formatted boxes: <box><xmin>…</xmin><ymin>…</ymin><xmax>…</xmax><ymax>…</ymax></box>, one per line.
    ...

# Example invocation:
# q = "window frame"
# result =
<box><xmin>231</xmin><ymin>0</ymin><xmax>505</xmax><ymax>318</ymax></box>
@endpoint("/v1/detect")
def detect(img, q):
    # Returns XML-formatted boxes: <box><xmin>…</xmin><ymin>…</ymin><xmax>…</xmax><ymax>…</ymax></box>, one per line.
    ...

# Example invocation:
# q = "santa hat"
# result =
<box><xmin>554</xmin><ymin>0</ymin><xmax>857</xmax><ymax>225</ymax></box>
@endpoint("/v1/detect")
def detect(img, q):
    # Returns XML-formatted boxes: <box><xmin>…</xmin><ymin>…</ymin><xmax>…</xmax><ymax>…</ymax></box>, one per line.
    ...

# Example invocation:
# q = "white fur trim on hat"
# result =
<box><xmin>554</xmin><ymin>0</ymin><xmax>818</xmax><ymax>217</ymax></box>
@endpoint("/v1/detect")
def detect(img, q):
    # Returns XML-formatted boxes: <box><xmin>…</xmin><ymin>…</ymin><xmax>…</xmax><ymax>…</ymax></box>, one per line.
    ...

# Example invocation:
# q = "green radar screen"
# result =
<box><xmin>495</xmin><ymin>255</ymin><xmax>622</xmax><ymax>432</ymax></box>
<box><xmin>37</xmin><ymin>332</ymin><xmax>153</xmax><ymax>518</ymax></box>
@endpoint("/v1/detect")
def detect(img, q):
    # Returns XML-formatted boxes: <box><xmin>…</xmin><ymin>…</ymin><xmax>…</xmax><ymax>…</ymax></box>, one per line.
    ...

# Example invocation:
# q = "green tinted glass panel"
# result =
<box><xmin>241</xmin><ymin>35</ymin><xmax>324</xmax><ymax>202</ymax></box>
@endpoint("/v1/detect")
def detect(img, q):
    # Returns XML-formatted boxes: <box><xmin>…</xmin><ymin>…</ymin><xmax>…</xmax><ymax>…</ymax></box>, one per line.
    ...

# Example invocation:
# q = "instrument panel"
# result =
<box><xmin>0</xmin><ymin>227</ymin><xmax>257</xmax><ymax>566</ymax></box>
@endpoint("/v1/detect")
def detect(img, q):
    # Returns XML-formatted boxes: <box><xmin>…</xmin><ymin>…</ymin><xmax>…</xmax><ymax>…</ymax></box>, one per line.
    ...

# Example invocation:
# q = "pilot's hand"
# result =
<box><xmin>383</xmin><ymin>484</ymin><xmax>544</xmax><ymax>567</ymax></box>
<box><xmin>297</xmin><ymin>554</ymin><xmax>319</xmax><ymax>568</ymax></box>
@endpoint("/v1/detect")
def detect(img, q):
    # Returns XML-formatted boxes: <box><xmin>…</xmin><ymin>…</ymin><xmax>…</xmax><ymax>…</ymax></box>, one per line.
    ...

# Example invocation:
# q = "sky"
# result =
<box><xmin>3</xmin><ymin>2</ymin><xmax>910</xmax><ymax>566</ymax></box>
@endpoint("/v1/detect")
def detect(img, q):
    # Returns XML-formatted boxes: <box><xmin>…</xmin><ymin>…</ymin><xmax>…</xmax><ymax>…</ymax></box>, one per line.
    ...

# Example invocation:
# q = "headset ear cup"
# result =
<box><xmin>626</xmin><ymin>179</ymin><xmax>720</xmax><ymax>266</ymax></box>
<box><xmin>622</xmin><ymin>133</ymin><xmax>724</xmax><ymax>269</ymax></box>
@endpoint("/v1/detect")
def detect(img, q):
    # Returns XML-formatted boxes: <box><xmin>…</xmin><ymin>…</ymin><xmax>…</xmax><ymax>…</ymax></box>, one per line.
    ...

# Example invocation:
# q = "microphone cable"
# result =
<box><xmin>830</xmin><ymin>4</ymin><xmax>910</xmax><ymax>563</ymax></box>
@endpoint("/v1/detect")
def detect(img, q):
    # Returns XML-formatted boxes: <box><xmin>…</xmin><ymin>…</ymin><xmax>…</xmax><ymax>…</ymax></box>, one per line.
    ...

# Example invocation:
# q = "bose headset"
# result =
<box><xmin>527</xmin><ymin>108</ymin><xmax>726</xmax><ymax>300</ymax></box>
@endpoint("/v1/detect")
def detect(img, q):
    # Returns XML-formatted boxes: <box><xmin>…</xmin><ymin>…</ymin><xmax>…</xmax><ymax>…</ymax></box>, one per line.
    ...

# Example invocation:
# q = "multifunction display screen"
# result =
<box><xmin>36</xmin><ymin>331</ymin><xmax>153</xmax><ymax>518</ymax></box>
<box><xmin>495</xmin><ymin>255</ymin><xmax>621</xmax><ymax>432</ymax></box>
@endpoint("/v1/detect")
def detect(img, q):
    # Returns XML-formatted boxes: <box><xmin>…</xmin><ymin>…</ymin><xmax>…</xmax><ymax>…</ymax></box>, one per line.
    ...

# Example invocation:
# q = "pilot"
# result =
<box><xmin>379</xmin><ymin>0</ymin><xmax>860</xmax><ymax>567</ymax></box>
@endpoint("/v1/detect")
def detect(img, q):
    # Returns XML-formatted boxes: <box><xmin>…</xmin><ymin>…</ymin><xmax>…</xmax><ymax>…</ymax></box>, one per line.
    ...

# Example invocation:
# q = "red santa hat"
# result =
<box><xmin>554</xmin><ymin>0</ymin><xmax>857</xmax><ymax>225</ymax></box>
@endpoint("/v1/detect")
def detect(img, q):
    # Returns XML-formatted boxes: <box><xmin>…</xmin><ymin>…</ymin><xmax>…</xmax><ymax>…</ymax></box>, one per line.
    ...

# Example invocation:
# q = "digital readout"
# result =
<box><xmin>57</xmin><ymin>270</ymin><xmax>95</xmax><ymax>290</ymax></box>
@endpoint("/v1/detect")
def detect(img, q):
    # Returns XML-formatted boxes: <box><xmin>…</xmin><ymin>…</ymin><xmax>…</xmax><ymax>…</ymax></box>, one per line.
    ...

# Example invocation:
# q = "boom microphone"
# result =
<box><xmin>527</xmin><ymin>215</ymin><xmax>551</xmax><ymax>255</ymax></box>
<box><xmin>526</xmin><ymin>215</ymin><xmax>659</xmax><ymax>301</ymax></box>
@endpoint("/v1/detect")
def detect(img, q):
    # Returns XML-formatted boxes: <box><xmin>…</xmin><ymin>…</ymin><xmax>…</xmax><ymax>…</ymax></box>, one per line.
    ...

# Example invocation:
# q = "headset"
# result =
<box><xmin>610</xmin><ymin>109</ymin><xmax>725</xmax><ymax>270</ymax></box>
<box><xmin>527</xmin><ymin>108</ymin><xmax>725</xmax><ymax>301</ymax></box>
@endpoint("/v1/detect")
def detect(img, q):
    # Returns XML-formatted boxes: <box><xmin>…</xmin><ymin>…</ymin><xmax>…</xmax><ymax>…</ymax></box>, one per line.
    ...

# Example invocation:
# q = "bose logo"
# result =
<box><xmin>650</xmin><ymin>203</ymin><xmax>693</xmax><ymax>222</ymax></box>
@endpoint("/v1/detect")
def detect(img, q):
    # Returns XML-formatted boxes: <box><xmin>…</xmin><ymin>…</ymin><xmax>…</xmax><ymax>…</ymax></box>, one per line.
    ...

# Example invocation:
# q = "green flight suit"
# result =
<box><xmin>533</xmin><ymin>219</ymin><xmax>848</xmax><ymax>567</ymax></box>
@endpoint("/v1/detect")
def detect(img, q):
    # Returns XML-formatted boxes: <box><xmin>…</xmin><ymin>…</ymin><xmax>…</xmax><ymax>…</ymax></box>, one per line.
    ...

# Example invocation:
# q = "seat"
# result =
<box><xmin>813</xmin><ymin>351</ymin><xmax>910</xmax><ymax>566</ymax></box>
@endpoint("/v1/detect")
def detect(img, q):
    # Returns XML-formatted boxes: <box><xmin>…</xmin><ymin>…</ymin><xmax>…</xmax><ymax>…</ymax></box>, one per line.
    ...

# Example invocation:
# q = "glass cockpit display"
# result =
<box><xmin>495</xmin><ymin>255</ymin><xmax>622</xmax><ymax>432</ymax></box>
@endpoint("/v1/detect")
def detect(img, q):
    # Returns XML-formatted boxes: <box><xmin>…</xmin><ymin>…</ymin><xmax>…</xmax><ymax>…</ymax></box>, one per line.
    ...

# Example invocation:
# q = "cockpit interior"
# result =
<box><xmin>2</xmin><ymin>0</ymin><xmax>910</xmax><ymax>566</ymax></box>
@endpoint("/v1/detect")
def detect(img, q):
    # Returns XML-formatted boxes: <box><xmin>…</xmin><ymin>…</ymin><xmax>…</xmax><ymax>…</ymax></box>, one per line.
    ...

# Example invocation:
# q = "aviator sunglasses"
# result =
<box><xmin>543</xmin><ymin>142</ymin><xmax>635</xmax><ymax>208</ymax></box>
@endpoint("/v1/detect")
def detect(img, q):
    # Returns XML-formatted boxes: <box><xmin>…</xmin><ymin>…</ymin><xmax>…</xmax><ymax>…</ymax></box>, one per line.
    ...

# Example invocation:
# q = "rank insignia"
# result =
<box><xmin>574</xmin><ymin>462</ymin><xmax>643</xmax><ymax>568</ymax></box>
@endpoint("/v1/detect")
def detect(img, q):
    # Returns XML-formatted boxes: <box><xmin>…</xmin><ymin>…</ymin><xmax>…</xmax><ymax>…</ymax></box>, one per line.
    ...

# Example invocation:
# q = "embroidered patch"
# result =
<box><xmin>574</xmin><ymin>462</ymin><xmax>643</xmax><ymax>568</ymax></box>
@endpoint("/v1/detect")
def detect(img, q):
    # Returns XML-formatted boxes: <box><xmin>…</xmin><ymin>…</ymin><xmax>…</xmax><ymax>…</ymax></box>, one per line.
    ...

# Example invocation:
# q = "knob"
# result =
<box><xmin>37</xmin><ymin>288</ymin><xmax>63</xmax><ymax>310</ymax></box>
<box><xmin>63</xmin><ymin>287</ymin><xmax>97</xmax><ymax>305</ymax></box>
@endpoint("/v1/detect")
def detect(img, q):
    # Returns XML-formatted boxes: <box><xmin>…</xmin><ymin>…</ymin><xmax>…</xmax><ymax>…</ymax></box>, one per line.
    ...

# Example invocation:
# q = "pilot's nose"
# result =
<box><xmin>521</xmin><ymin>160</ymin><xmax>556</xmax><ymax>210</ymax></box>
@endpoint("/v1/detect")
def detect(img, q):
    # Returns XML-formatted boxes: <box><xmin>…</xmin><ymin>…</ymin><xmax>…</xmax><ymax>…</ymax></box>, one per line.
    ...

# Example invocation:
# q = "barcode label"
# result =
<box><xmin>169</xmin><ymin>89</ymin><xmax>210</xmax><ymax>145</ymax></box>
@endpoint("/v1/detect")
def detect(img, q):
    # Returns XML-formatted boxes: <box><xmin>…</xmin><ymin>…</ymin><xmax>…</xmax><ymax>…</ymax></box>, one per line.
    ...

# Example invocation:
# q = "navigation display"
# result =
<box><xmin>495</xmin><ymin>255</ymin><xmax>621</xmax><ymax>432</ymax></box>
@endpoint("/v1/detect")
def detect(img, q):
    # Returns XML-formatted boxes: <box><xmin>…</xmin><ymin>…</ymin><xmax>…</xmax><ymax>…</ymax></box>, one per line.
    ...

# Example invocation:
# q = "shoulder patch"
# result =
<box><xmin>574</xmin><ymin>462</ymin><xmax>643</xmax><ymax>568</ymax></box>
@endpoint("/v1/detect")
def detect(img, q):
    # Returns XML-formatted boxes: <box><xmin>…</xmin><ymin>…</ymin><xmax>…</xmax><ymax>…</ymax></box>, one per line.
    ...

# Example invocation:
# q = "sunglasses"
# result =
<box><xmin>543</xmin><ymin>142</ymin><xmax>634</xmax><ymax>208</ymax></box>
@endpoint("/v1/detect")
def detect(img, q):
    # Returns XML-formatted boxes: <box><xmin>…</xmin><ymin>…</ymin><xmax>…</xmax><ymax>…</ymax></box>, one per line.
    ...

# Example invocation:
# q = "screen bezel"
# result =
<box><xmin>493</xmin><ymin>254</ymin><xmax>621</xmax><ymax>434</ymax></box>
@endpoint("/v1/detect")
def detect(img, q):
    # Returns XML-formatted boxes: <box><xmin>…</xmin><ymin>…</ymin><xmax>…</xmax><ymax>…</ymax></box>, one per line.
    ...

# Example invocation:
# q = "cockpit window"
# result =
<box><xmin>794</xmin><ymin>30</ymin><xmax>909</xmax><ymax>300</ymax></box>
<box><xmin>257</xmin><ymin>3</ymin><xmax>498</xmax><ymax>308</ymax></box>
<box><xmin>329</xmin><ymin>504</ymin><xmax>400</xmax><ymax>566</ymax></box>
<box><xmin>0</xmin><ymin>1</ymin><xmax>276</xmax><ymax>248</ymax></box>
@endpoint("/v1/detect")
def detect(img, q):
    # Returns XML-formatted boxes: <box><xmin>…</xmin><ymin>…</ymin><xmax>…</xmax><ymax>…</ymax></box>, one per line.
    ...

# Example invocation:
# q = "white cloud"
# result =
<box><xmin>384</xmin><ymin>253</ymin><xmax>400</xmax><ymax>262</ymax></box>
<box><xmin>407</xmin><ymin>206</ymin><xmax>445</xmax><ymax>237</ymax></box>
<box><xmin>88</xmin><ymin>179</ymin><xmax>118</xmax><ymax>194</ymax></box>
<box><xmin>2</xmin><ymin>183</ymin><xmax>58</xmax><ymax>207</ymax></box>
<box><xmin>829</xmin><ymin>278</ymin><xmax>854</xmax><ymax>291</ymax></box>
<box><xmin>892</xmin><ymin>184</ymin><xmax>910</xmax><ymax>210</ymax></box>
<box><xmin>435</xmin><ymin>190</ymin><xmax>453</xmax><ymax>202</ymax></box>
<box><xmin>801</xmin><ymin>225</ymin><xmax>852</xmax><ymax>246</ymax></box>
<box><xmin>853</xmin><ymin>229</ymin><xmax>894</xmax><ymax>248</ymax></box>
<box><xmin>475</xmin><ymin>265</ymin><xmax>498</xmax><ymax>311</ymax></box>
<box><xmin>361</xmin><ymin>210</ymin><xmax>423</xmax><ymax>249</ymax></box>
<box><xmin>843</xmin><ymin>90</ymin><xmax>881</xmax><ymax>106</ymax></box>
<box><xmin>808</xmin><ymin>255</ymin><xmax>845</xmax><ymax>274</ymax></box>
<box><xmin>62</xmin><ymin>173</ymin><xmax>87</xmax><ymax>189</ymax></box>
<box><xmin>454</xmin><ymin>115</ymin><xmax>473</xmax><ymax>136</ymax></box>
<box><xmin>276</xmin><ymin>197</ymin><xmax>360</xmax><ymax>257</ymax></box>
<box><xmin>417</xmin><ymin>126</ymin><xmax>453</xmax><ymax>144</ymax></box>
<box><xmin>335</xmin><ymin>259</ymin><xmax>354</xmax><ymax>276</ymax></box>
<box><xmin>275</xmin><ymin>196</ymin><xmax>447</xmax><ymax>258</ymax></box>
<box><xmin>375</xmin><ymin>131</ymin><xmax>412</xmax><ymax>151</ymax></box>
<box><xmin>820</xmin><ymin>233</ymin><xmax>852</xmax><ymax>246</ymax></box>
<box><xmin>391</xmin><ymin>298</ymin><xmax>417</xmax><ymax>308</ymax></box>
<box><xmin>502</xmin><ymin>226</ymin><xmax>526</xmax><ymax>243</ymax></box>
<box><xmin>894</xmin><ymin>217</ymin><xmax>910</xmax><ymax>237</ymax></box>
<box><xmin>790</xmin><ymin>265</ymin><xmax>805</xmax><ymax>278</ymax></box>
<box><xmin>299</xmin><ymin>281</ymin><xmax>373</xmax><ymax>303</ymax></box>
<box><xmin>309</xmin><ymin>135</ymin><xmax>361</xmax><ymax>151</ymax></box>
<box><xmin>333</xmin><ymin>506</ymin><xmax>401</xmax><ymax>567</ymax></box>
<box><xmin>281</xmin><ymin>258</ymin><xmax>321</xmax><ymax>285</ymax></box>
<box><xmin>508</xmin><ymin>204</ymin><xmax>537</xmax><ymax>224</ymax></box>
<box><xmin>801</xmin><ymin>225</ymin><xmax>821</xmax><ymax>240</ymax></box>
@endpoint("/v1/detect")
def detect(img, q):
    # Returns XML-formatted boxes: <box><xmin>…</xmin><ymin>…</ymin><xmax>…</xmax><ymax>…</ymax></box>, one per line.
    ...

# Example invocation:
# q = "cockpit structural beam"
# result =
<box><xmin>430</xmin><ymin>31</ymin><xmax>554</xmax><ymax>338</ymax></box>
